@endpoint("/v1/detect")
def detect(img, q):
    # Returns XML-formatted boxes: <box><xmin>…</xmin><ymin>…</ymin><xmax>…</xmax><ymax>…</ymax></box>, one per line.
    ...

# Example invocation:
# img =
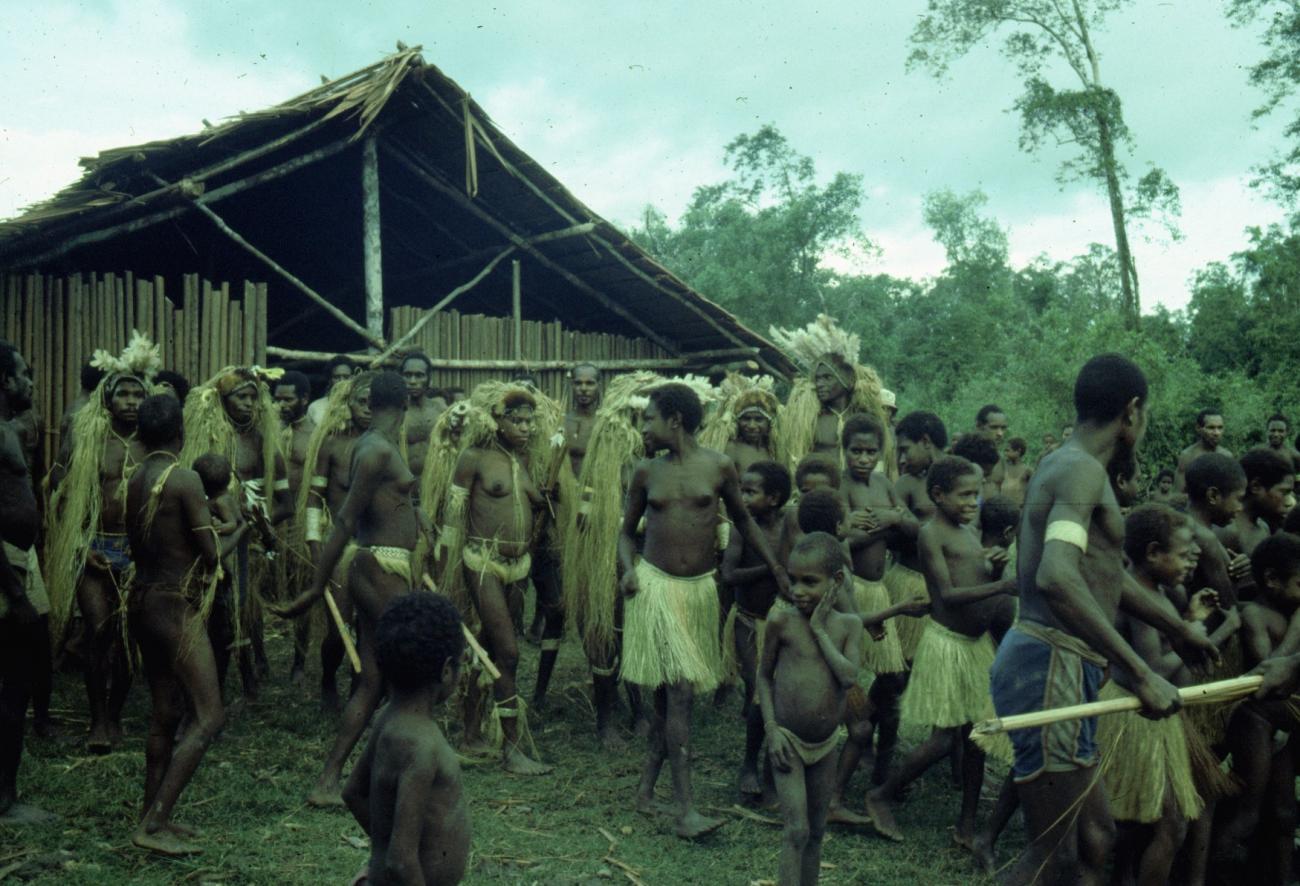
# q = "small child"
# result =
<box><xmin>1186</xmin><ymin>453</ymin><xmax>1250</xmax><ymax>612</ymax></box>
<box><xmin>978</xmin><ymin>494</ymin><xmax>1019</xmax><ymax>644</ymax></box>
<box><xmin>721</xmin><ymin>460</ymin><xmax>793</xmax><ymax>797</ymax></box>
<box><xmin>999</xmin><ymin>437</ymin><xmax>1032</xmax><ymax>507</ymax></box>
<box><xmin>1150</xmin><ymin>467</ymin><xmax>1180</xmax><ymax>506</ymax></box>
<box><xmin>779</xmin><ymin>456</ymin><xmax>840</xmax><ymax>565</ymax></box>
<box><xmin>193</xmin><ymin>453</ymin><xmax>253</xmax><ymax>698</ymax></box>
<box><xmin>758</xmin><ymin>532</ymin><xmax>863</xmax><ymax>886</ymax></box>
<box><xmin>193</xmin><ymin>454</ymin><xmax>240</xmax><ymax>569</ymax></box>
<box><xmin>343</xmin><ymin>592</ymin><xmax>469</xmax><ymax>886</ymax></box>
<box><xmin>866</xmin><ymin>456</ymin><xmax>1015</xmax><ymax>850</ymax></box>
<box><xmin>952</xmin><ymin>434</ymin><xmax>1000</xmax><ymax>505</ymax></box>
<box><xmin>1213</xmin><ymin>533</ymin><xmax>1300</xmax><ymax>878</ymax></box>
<box><xmin>1216</xmin><ymin>448</ymin><xmax>1296</xmax><ymax>590</ymax></box>
<box><xmin>1096</xmin><ymin>504</ymin><xmax>1217</xmax><ymax>886</ymax></box>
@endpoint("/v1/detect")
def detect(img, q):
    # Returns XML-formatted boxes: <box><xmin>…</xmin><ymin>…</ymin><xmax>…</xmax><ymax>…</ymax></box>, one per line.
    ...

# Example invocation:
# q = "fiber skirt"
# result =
<box><xmin>622</xmin><ymin>559</ymin><xmax>722</xmax><ymax>692</ymax></box>
<box><xmin>1096</xmin><ymin>681</ymin><xmax>1203</xmax><ymax>823</ymax></box>
<box><xmin>883</xmin><ymin>564</ymin><xmax>928</xmax><ymax>660</ymax></box>
<box><xmin>854</xmin><ymin>578</ymin><xmax>906</xmax><ymax>675</ymax></box>
<box><xmin>901</xmin><ymin>620</ymin><xmax>996</xmax><ymax>729</ymax></box>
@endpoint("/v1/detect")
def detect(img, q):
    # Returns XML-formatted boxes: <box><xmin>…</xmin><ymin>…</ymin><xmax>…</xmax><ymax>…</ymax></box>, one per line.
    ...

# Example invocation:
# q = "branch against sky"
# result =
<box><xmin>906</xmin><ymin>0</ymin><xmax>1180</xmax><ymax>327</ymax></box>
<box><xmin>1228</xmin><ymin>0</ymin><xmax>1300</xmax><ymax>212</ymax></box>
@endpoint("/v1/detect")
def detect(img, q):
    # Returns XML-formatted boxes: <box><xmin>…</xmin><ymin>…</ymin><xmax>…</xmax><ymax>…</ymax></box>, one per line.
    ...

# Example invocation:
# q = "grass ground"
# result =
<box><xmin>3</xmin><ymin>605</ymin><xmax>1025</xmax><ymax>885</ymax></box>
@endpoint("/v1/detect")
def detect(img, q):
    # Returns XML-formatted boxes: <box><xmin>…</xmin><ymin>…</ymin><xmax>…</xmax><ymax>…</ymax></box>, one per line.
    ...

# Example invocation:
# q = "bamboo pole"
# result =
<box><xmin>265</xmin><ymin>346</ymin><xmax>756</xmax><ymax>370</ymax></box>
<box><xmin>973</xmin><ymin>676</ymin><xmax>1264</xmax><ymax>736</ymax></box>
<box><xmin>422</xmin><ymin>575</ymin><xmax>500</xmax><ymax>680</ymax></box>
<box><xmin>362</xmin><ymin>134</ymin><xmax>384</xmax><ymax>350</ymax></box>
<box><xmin>242</xmin><ymin>282</ymin><xmax>257</xmax><ymax>366</ymax></box>
<box><xmin>325</xmin><ymin>589</ymin><xmax>362</xmax><ymax>674</ymax></box>
<box><xmin>255</xmin><ymin>282</ymin><xmax>268</xmax><ymax>365</ymax></box>
<box><xmin>512</xmin><ymin>259</ymin><xmax>522</xmax><ymax>363</ymax></box>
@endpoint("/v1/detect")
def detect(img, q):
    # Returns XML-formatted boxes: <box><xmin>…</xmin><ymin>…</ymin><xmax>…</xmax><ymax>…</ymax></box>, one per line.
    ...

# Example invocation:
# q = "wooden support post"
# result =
<box><xmin>361</xmin><ymin>135</ymin><xmax>385</xmax><ymax>351</ymax></box>
<box><xmin>512</xmin><ymin>259</ymin><xmax>522</xmax><ymax>362</ymax></box>
<box><xmin>381</xmin><ymin>142</ymin><xmax>680</xmax><ymax>356</ymax></box>
<box><xmin>266</xmin><ymin>345</ymin><xmax>758</xmax><ymax>370</ymax></box>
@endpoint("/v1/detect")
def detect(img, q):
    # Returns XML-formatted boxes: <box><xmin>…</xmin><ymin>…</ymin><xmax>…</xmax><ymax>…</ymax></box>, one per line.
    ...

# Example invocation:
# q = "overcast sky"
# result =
<box><xmin>1</xmin><ymin>0</ymin><xmax>1289</xmax><ymax>311</ymax></box>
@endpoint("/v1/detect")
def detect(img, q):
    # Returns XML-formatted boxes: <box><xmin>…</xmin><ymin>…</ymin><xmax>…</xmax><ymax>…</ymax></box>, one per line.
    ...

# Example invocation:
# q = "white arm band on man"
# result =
<box><xmin>305</xmin><ymin>508</ymin><xmax>324</xmax><ymax>542</ymax></box>
<box><xmin>310</xmin><ymin>475</ymin><xmax>328</xmax><ymax>489</ymax></box>
<box><xmin>1045</xmin><ymin>520</ymin><xmax>1088</xmax><ymax>553</ymax></box>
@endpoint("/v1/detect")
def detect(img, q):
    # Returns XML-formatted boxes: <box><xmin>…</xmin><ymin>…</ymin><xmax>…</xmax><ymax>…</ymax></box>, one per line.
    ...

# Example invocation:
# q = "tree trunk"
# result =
<box><xmin>1095</xmin><ymin>111</ymin><xmax>1140</xmax><ymax>328</ymax></box>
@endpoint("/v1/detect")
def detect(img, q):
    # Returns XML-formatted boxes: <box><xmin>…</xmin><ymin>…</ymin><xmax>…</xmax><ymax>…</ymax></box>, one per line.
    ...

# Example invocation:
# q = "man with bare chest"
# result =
<box><xmin>273</xmin><ymin>371</ymin><xmax>420</xmax><ymax>806</ymax></box>
<box><xmin>443</xmin><ymin>383</ymin><xmax>551</xmax><ymax>774</ymax></box>
<box><xmin>275</xmin><ymin>371</ymin><xmax>319</xmax><ymax>685</ymax></box>
<box><xmin>300</xmin><ymin>374</ymin><xmax>371</xmax><ymax>709</ymax></box>
<box><xmin>989</xmin><ymin>355</ymin><xmax>1218</xmax><ymax>885</ymax></box>
<box><xmin>1176</xmin><ymin>409</ymin><xmax>1232</xmax><ymax>493</ymax></box>
<box><xmin>619</xmin><ymin>383</ymin><xmax>789</xmax><ymax>839</ymax></box>
<box><xmin>50</xmin><ymin>361</ymin><xmax>148</xmax><ymax>752</ymax></box>
<box><xmin>400</xmin><ymin>353</ymin><xmax>446</xmax><ymax>488</ymax></box>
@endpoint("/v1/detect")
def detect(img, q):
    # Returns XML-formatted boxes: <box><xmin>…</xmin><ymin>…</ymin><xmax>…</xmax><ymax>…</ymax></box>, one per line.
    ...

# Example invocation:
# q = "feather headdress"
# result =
<box><xmin>89</xmin><ymin>329</ymin><xmax>162</xmax><ymax>392</ymax></box>
<box><xmin>698</xmin><ymin>373</ymin><xmax>784</xmax><ymax>465</ymax></box>
<box><xmin>181</xmin><ymin>365</ymin><xmax>283</xmax><ymax>500</ymax></box>
<box><xmin>768</xmin><ymin>314</ymin><xmax>861</xmax><ymax>376</ymax></box>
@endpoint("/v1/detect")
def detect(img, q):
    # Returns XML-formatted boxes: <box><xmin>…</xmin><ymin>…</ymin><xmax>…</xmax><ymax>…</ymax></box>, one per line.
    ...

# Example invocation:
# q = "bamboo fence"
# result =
<box><xmin>387</xmin><ymin>305</ymin><xmax>670</xmax><ymax>403</ymax></box>
<box><xmin>1</xmin><ymin>271</ymin><xmax>267</xmax><ymax>472</ymax></box>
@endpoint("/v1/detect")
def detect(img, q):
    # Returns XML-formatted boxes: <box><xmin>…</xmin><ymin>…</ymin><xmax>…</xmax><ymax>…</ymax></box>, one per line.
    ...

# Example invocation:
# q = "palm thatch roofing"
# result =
<box><xmin>0</xmin><ymin>46</ymin><xmax>795</xmax><ymax>377</ymax></box>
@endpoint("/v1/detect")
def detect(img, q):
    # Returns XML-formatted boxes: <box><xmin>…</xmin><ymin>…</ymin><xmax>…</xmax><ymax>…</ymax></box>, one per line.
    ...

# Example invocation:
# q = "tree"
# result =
<box><xmin>1228</xmin><ymin>1</ymin><xmax>1300</xmax><ymax>213</ymax></box>
<box><xmin>908</xmin><ymin>0</ymin><xmax>1181</xmax><ymax>328</ymax></box>
<box><xmin>630</xmin><ymin>125</ymin><xmax>870</xmax><ymax>329</ymax></box>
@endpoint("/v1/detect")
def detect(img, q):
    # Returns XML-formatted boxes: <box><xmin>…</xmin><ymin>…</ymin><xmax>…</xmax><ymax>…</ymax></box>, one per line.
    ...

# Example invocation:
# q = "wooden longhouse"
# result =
<box><xmin>0</xmin><ymin>45</ymin><xmax>795</xmax><ymax>467</ymax></box>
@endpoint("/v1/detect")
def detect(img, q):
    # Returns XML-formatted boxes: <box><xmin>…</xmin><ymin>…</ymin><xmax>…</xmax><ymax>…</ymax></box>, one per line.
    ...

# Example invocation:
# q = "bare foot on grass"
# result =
<box><xmin>132</xmin><ymin>826</ymin><xmax>202</xmax><ymax>856</ymax></box>
<box><xmin>502</xmin><ymin>746</ymin><xmax>552</xmax><ymax>776</ymax></box>
<box><xmin>306</xmin><ymin>784</ymin><xmax>345</xmax><ymax>808</ymax></box>
<box><xmin>675</xmin><ymin>810</ymin><xmax>725</xmax><ymax>840</ymax></box>
<box><xmin>738</xmin><ymin>767</ymin><xmax>762</xmax><ymax>797</ymax></box>
<box><xmin>967</xmin><ymin>834</ymin><xmax>997</xmax><ymax>875</ymax></box>
<box><xmin>863</xmin><ymin>791</ymin><xmax>903</xmax><ymax>842</ymax></box>
<box><xmin>825</xmin><ymin>802</ymin><xmax>873</xmax><ymax>827</ymax></box>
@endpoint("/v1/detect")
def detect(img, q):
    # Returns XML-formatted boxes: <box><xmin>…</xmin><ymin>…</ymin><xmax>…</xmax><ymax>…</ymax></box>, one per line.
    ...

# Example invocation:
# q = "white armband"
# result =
<box><xmin>305</xmin><ymin>508</ymin><xmax>324</xmax><ymax>542</ymax></box>
<box><xmin>274</xmin><ymin>478</ymin><xmax>290</xmax><ymax>492</ymax></box>
<box><xmin>310</xmin><ymin>475</ymin><xmax>328</xmax><ymax>489</ymax></box>
<box><xmin>1045</xmin><ymin>520</ymin><xmax>1088</xmax><ymax>553</ymax></box>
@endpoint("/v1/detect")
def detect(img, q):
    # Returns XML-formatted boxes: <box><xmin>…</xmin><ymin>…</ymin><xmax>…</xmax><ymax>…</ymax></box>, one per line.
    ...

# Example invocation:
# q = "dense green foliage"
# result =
<box><xmin>632</xmin><ymin>129</ymin><xmax>1300</xmax><ymax>479</ymax></box>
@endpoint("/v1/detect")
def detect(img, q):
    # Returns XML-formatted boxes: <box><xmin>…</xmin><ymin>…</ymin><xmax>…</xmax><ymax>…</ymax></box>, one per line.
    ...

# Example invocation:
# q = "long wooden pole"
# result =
<box><xmin>369</xmin><ymin>245</ymin><xmax>516</xmax><ymax>364</ymax></box>
<box><xmin>361</xmin><ymin>135</ymin><xmax>385</xmax><ymax>350</ymax></box>
<box><xmin>10</xmin><ymin>136</ymin><xmax>355</xmax><ymax>270</ymax></box>
<box><xmin>182</xmin><ymin>197</ymin><xmax>385</xmax><ymax>350</ymax></box>
<box><xmin>266</xmin><ymin>344</ymin><xmax>758</xmax><ymax>369</ymax></box>
<box><xmin>382</xmin><ymin>142</ymin><xmax>680</xmax><ymax>356</ymax></box>
<box><xmin>974</xmin><ymin>675</ymin><xmax>1263</xmax><ymax>735</ymax></box>
<box><xmin>511</xmin><ymin>259</ymin><xmax>522</xmax><ymax>362</ymax></box>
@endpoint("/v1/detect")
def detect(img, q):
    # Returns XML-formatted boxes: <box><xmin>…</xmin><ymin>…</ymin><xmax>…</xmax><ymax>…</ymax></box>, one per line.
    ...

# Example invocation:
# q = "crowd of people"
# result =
<box><xmin>4</xmin><ymin>313</ymin><xmax>1300</xmax><ymax>885</ymax></box>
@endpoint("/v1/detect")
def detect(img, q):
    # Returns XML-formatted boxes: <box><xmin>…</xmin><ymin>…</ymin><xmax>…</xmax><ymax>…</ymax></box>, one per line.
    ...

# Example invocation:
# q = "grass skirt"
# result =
<box><xmin>622</xmin><ymin>559</ymin><xmax>722</xmax><ymax>692</ymax></box>
<box><xmin>1183</xmin><ymin>711</ymin><xmax>1239</xmax><ymax>803</ymax></box>
<box><xmin>901</xmin><ymin>621</ymin><xmax>999</xmax><ymax>731</ymax></box>
<box><xmin>1182</xmin><ymin>634</ymin><xmax>1245</xmax><ymax>749</ymax></box>
<box><xmin>721</xmin><ymin>605</ymin><xmax>768</xmax><ymax>698</ymax></box>
<box><xmin>883</xmin><ymin>564</ymin><xmax>928</xmax><ymax>661</ymax></box>
<box><xmin>853</xmin><ymin>578</ymin><xmax>906</xmax><ymax>675</ymax></box>
<box><xmin>1096</xmin><ymin>681</ymin><xmax>1203</xmax><ymax>823</ymax></box>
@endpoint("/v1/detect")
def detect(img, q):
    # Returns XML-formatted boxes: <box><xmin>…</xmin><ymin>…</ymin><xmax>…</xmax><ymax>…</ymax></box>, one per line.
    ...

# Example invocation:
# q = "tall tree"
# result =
<box><xmin>630</xmin><ymin>125</ymin><xmax>870</xmax><ymax>329</ymax></box>
<box><xmin>908</xmin><ymin>0</ymin><xmax>1180</xmax><ymax>328</ymax></box>
<box><xmin>1228</xmin><ymin>1</ymin><xmax>1300</xmax><ymax>213</ymax></box>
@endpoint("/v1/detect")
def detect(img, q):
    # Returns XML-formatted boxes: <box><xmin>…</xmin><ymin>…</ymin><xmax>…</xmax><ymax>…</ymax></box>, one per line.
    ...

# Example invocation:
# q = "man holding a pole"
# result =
<box><xmin>989</xmin><ymin>354</ymin><xmax>1219</xmax><ymax>886</ymax></box>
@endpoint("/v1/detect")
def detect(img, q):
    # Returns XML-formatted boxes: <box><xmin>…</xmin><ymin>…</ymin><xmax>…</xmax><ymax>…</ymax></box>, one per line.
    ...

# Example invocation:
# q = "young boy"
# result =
<box><xmin>343</xmin><ymin>592</ymin><xmax>469</xmax><ymax>886</ymax></box>
<box><xmin>721</xmin><ymin>460</ymin><xmax>793</xmax><ymax>797</ymax></box>
<box><xmin>193</xmin><ymin>453</ymin><xmax>256</xmax><ymax>700</ymax></box>
<box><xmin>1095</xmin><ymin>504</ymin><xmax>1210</xmax><ymax>886</ymax></box>
<box><xmin>1186</xmin><ymin>454</ymin><xmax>1250</xmax><ymax>613</ymax></box>
<box><xmin>1000</xmin><ymin>437</ymin><xmax>1032</xmax><ymax>507</ymax></box>
<box><xmin>1213</xmin><ymin>532</ymin><xmax>1300</xmax><ymax>880</ymax></box>
<box><xmin>620</xmin><ymin>383</ymin><xmax>788</xmax><ymax>839</ymax></box>
<box><xmin>1150</xmin><ymin>468</ymin><xmax>1180</xmax><ymax>506</ymax></box>
<box><xmin>778</xmin><ymin>456</ymin><xmax>841</xmax><ymax>565</ymax></box>
<box><xmin>1216</xmin><ymin>448</ymin><xmax>1296</xmax><ymax>572</ymax></box>
<box><xmin>866</xmin><ymin>456</ymin><xmax>1015</xmax><ymax>848</ymax></box>
<box><xmin>978</xmin><ymin>494</ymin><xmax>1019</xmax><ymax>644</ymax></box>
<box><xmin>829</xmin><ymin>414</ymin><xmax>913</xmax><ymax>823</ymax></box>
<box><xmin>757</xmin><ymin>532</ymin><xmax>863</xmax><ymax>886</ymax></box>
<box><xmin>953</xmin><ymin>434</ymin><xmax>1000</xmax><ymax>505</ymax></box>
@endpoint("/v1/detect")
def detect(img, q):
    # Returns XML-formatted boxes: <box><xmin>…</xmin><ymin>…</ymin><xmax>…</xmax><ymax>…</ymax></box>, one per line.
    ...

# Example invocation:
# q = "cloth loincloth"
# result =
<box><xmin>774</xmin><ymin>724</ymin><xmax>839</xmax><ymax>766</ymax></box>
<box><xmin>853</xmin><ymin>577</ymin><xmax>905</xmax><ymax>675</ymax></box>
<box><xmin>882</xmin><ymin>564</ymin><xmax>928</xmax><ymax>660</ymax></box>
<box><xmin>989</xmin><ymin>620</ymin><xmax>1106</xmax><ymax>783</ymax></box>
<box><xmin>1096</xmin><ymin>681</ymin><xmax>1203</xmax><ymax>823</ymax></box>
<box><xmin>90</xmin><ymin>531</ymin><xmax>132</xmax><ymax>574</ymax></box>
<box><xmin>622</xmin><ymin>559</ymin><xmax>722</xmax><ymax>692</ymax></box>
<box><xmin>3</xmin><ymin>542</ymin><xmax>49</xmax><ymax>617</ymax></box>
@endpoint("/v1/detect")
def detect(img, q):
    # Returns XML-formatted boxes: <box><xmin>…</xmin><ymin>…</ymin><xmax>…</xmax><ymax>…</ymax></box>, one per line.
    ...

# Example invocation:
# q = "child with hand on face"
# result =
<box><xmin>757</xmin><ymin>532</ymin><xmax>863</xmax><ymax>886</ymax></box>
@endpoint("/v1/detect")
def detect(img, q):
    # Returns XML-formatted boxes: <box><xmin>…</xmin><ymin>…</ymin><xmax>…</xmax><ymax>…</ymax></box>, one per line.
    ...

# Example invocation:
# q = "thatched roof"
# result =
<box><xmin>0</xmin><ymin>47</ymin><xmax>795</xmax><ymax>377</ymax></box>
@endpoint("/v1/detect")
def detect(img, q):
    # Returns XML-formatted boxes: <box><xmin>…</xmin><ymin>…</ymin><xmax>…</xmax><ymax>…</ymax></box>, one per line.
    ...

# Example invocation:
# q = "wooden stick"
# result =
<box><xmin>361</xmin><ymin>134</ymin><xmax>385</xmax><ymax>350</ymax></box>
<box><xmin>266</xmin><ymin>345</ymin><xmax>754</xmax><ymax>369</ymax></box>
<box><xmin>323</xmin><ymin>588</ymin><xmax>362</xmax><ymax>674</ymax></box>
<box><xmin>422</xmin><ymin>574</ymin><xmax>501</xmax><ymax>680</ymax></box>
<box><xmin>974</xmin><ymin>676</ymin><xmax>1264</xmax><ymax>735</ymax></box>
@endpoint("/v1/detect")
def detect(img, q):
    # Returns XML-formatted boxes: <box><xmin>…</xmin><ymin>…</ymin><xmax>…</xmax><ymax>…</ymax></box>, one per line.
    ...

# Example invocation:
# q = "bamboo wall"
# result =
<box><xmin>387</xmin><ymin>306</ymin><xmax>670</xmax><ymax>403</ymax></box>
<box><xmin>1</xmin><ymin>271</ymin><xmax>267</xmax><ymax>472</ymax></box>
